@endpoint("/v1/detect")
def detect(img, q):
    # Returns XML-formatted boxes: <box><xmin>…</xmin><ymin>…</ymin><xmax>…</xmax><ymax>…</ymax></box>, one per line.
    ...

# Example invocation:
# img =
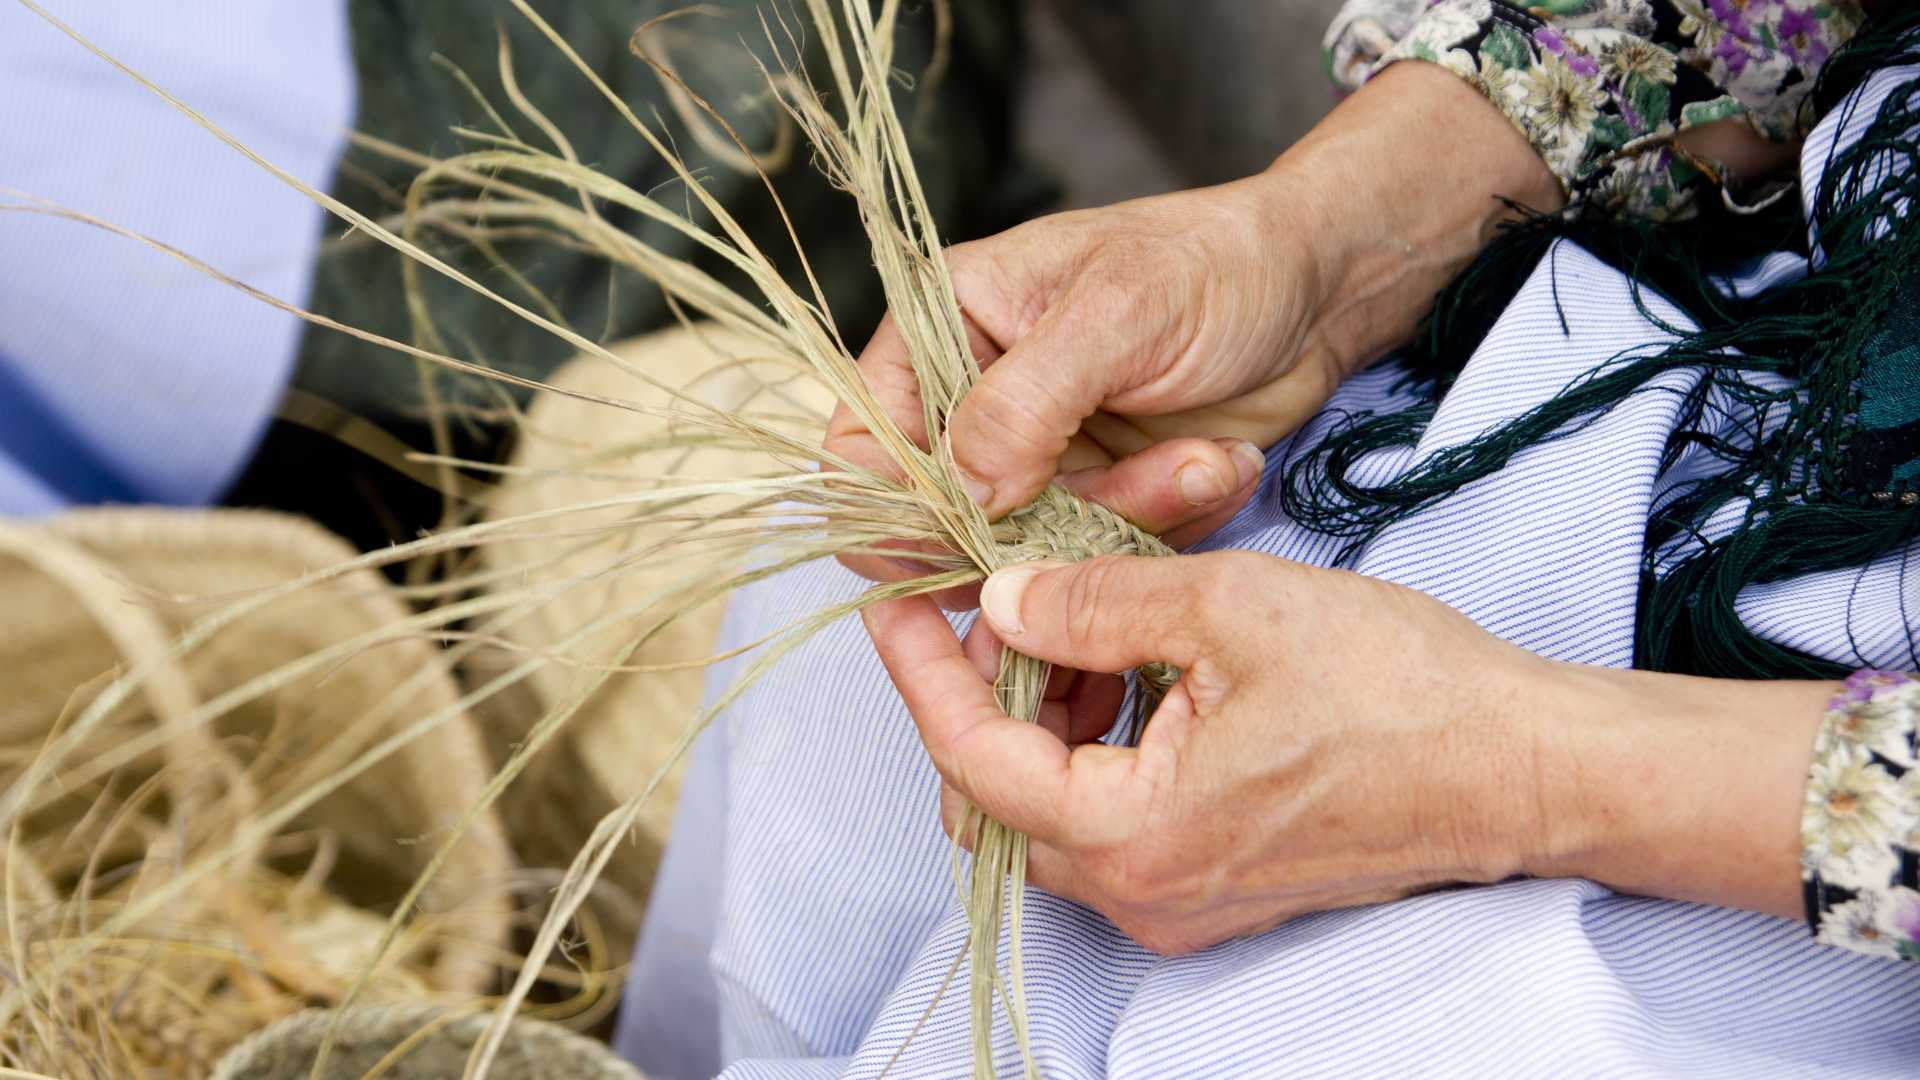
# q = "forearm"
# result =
<box><xmin>1250</xmin><ymin>60</ymin><xmax>1564</xmax><ymax>381</ymax></box>
<box><xmin>1520</xmin><ymin>660</ymin><xmax>1835</xmax><ymax>919</ymax></box>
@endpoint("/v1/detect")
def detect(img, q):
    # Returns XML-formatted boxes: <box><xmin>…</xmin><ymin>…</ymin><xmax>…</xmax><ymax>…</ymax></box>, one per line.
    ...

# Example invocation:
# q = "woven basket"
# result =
<box><xmin>0</xmin><ymin>508</ymin><xmax>515</xmax><ymax>1073</ymax></box>
<box><xmin>474</xmin><ymin>324</ymin><xmax>833</xmax><ymax>958</ymax></box>
<box><xmin>210</xmin><ymin>1005</ymin><xmax>644</xmax><ymax>1079</ymax></box>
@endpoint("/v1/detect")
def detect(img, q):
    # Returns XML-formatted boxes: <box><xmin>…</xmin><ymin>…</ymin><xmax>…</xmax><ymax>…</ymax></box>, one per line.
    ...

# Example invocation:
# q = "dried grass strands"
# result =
<box><xmin>0</xmin><ymin>487</ymin><xmax>823</xmax><ymax>1053</ymax></box>
<box><xmin>0</xmin><ymin>511</ymin><xmax>516</xmax><ymax>1077</ymax></box>
<box><xmin>14</xmin><ymin>0</ymin><xmax>1182</xmax><ymax>1075</ymax></box>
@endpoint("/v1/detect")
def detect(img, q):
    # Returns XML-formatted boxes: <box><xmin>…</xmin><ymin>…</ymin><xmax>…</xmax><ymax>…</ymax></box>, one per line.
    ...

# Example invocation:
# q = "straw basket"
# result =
<box><xmin>474</xmin><ymin>323</ymin><xmax>833</xmax><ymax>958</ymax></box>
<box><xmin>210</xmin><ymin>1004</ymin><xmax>643</xmax><ymax>1079</ymax></box>
<box><xmin>0</xmin><ymin>508</ymin><xmax>514</xmax><ymax>1073</ymax></box>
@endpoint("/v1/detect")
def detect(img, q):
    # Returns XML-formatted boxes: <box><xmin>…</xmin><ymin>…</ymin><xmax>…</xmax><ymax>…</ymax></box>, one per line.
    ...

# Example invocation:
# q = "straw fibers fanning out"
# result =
<box><xmin>6</xmin><ymin>1</ymin><xmax>1181</xmax><ymax>1076</ymax></box>
<box><xmin>473</xmin><ymin>324</ymin><xmax>837</xmax><ymax>963</ymax></box>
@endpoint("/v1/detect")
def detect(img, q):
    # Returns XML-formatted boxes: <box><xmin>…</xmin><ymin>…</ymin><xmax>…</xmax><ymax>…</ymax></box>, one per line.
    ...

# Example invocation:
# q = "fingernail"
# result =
<box><xmin>1175</xmin><ymin>460</ymin><xmax>1229</xmax><ymax>507</ymax></box>
<box><xmin>1224</xmin><ymin>438</ymin><xmax>1265</xmax><ymax>486</ymax></box>
<box><xmin>958</xmin><ymin>467</ymin><xmax>994</xmax><ymax>508</ymax></box>
<box><xmin>981</xmin><ymin>560</ymin><xmax>1060</xmax><ymax>635</ymax></box>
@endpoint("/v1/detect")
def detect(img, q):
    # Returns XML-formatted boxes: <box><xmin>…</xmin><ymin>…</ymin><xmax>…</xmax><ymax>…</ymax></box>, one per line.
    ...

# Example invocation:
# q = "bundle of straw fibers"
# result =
<box><xmin>0</xmin><ymin>507</ymin><xmax>514</xmax><ymax>1077</ymax></box>
<box><xmin>473</xmin><ymin>322</ymin><xmax>833</xmax><ymax>956</ymax></box>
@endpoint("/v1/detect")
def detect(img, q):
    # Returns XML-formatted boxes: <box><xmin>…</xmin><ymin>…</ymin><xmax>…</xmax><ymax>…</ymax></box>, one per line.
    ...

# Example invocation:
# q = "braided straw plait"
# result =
<box><xmin>958</xmin><ymin>483</ymin><xmax>1179</xmax><ymax>1077</ymax></box>
<box><xmin>996</xmin><ymin>485</ymin><xmax>1181</xmax><ymax>735</ymax></box>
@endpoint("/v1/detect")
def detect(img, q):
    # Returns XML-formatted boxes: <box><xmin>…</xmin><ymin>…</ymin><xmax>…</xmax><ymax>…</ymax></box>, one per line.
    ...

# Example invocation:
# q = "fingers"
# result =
<box><xmin>937</xmin><ymin>786</ymin><xmax>1098</xmax><ymax>910</ymax></box>
<box><xmin>1674</xmin><ymin>117</ymin><xmax>1800</xmax><ymax>185</ymax></box>
<box><xmin>840</xmin><ymin>430</ymin><xmax>1263</xmax><ymax>594</ymax></box>
<box><xmin>962</xmin><ymin>622</ymin><xmax>1128</xmax><ymax>743</ymax></box>
<box><xmin>959</xmin><ymin>621</ymin><xmax>1075</xmax><ymax>697</ymax></box>
<box><xmin>823</xmin><ymin>318</ymin><xmax>925</xmax><ymax>473</ymax></box>
<box><xmin>1064</xmin><ymin>668</ymin><xmax>1129</xmax><ymax>744</ymax></box>
<box><xmin>944</xmin><ymin>296</ymin><xmax>1140</xmax><ymax>516</ymax></box>
<box><xmin>831</xmin><ymin>311</ymin><xmax>1001</xmax><ymax>598</ymax></box>
<box><xmin>863</xmin><ymin>593</ymin><xmax>1073</xmax><ymax>835</ymax></box>
<box><xmin>865</xmin><ymin>594</ymin><xmax>1134</xmax><ymax>840</ymax></box>
<box><xmin>1059</xmin><ymin>437</ymin><xmax>1264</xmax><ymax>549</ymax></box>
<box><xmin>824</xmin><ymin>305</ymin><xmax>1009</xmax><ymax>469</ymax></box>
<box><xmin>977</xmin><ymin>553</ymin><xmax>1241</xmax><ymax>673</ymax></box>
<box><xmin>1120</xmin><ymin>366</ymin><xmax>1340</xmax><ymax>454</ymax></box>
<box><xmin>837</xmin><ymin>538</ymin><xmax>984</xmax><ymax>612</ymax></box>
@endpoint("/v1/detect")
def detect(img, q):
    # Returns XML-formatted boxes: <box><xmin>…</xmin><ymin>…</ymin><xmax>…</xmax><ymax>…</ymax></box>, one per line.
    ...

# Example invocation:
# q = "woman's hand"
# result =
<box><xmin>827</xmin><ymin>62</ymin><xmax>1565</xmax><ymax>597</ymax></box>
<box><xmin>864</xmin><ymin>553</ymin><xmax>1836</xmax><ymax>955</ymax></box>
<box><xmin>867</xmin><ymin>551</ymin><xmax>1545</xmax><ymax>954</ymax></box>
<box><xmin>825</xmin><ymin>169</ymin><xmax>1322</xmax><ymax>600</ymax></box>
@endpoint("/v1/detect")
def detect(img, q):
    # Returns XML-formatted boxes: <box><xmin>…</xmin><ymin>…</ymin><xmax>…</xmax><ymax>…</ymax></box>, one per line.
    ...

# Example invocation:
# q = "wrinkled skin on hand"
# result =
<box><xmin>864</xmin><ymin>552</ymin><xmax>1548</xmax><ymax>955</ymax></box>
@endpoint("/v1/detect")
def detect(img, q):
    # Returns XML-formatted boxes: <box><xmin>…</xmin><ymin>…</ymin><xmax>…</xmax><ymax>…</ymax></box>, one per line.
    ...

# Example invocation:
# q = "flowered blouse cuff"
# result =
<box><xmin>1802</xmin><ymin>670</ymin><xmax>1920</xmax><ymax>960</ymax></box>
<box><xmin>1374</xmin><ymin>0</ymin><xmax>1741</xmax><ymax>218</ymax></box>
<box><xmin>1340</xmin><ymin>0</ymin><xmax>1863</xmax><ymax>219</ymax></box>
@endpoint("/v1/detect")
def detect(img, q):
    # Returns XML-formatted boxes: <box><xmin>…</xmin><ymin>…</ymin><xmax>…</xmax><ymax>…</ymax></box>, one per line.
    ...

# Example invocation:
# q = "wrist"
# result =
<box><xmin>1253</xmin><ymin>60</ymin><xmax>1563</xmax><ymax>379</ymax></box>
<box><xmin>1520</xmin><ymin>661</ymin><xmax>1833</xmax><ymax>918</ymax></box>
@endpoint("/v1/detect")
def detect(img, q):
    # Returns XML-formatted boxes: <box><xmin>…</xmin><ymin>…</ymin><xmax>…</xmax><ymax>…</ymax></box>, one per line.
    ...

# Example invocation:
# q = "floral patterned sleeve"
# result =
<box><xmin>1802</xmin><ymin>671</ymin><xmax>1920</xmax><ymax>960</ymax></box>
<box><xmin>1323</xmin><ymin>0</ymin><xmax>1865</xmax><ymax>218</ymax></box>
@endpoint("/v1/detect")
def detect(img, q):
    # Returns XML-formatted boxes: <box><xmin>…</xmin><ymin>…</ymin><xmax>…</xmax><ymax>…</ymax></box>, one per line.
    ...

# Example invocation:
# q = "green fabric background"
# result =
<box><xmin>297</xmin><ymin>0</ymin><xmax>1045</xmax><ymax>427</ymax></box>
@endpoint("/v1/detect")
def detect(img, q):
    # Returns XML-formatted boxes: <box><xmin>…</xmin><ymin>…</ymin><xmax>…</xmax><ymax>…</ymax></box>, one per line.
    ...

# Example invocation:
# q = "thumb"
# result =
<box><xmin>945</xmin><ymin>303</ymin><xmax>1137</xmax><ymax>517</ymax></box>
<box><xmin>977</xmin><ymin>554</ymin><xmax>1224</xmax><ymax>673</ymax></box>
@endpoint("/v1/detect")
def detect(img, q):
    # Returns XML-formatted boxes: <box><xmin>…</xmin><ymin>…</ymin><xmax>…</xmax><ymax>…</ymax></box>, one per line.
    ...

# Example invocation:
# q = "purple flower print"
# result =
<box><xmin>1779</xmin><ymin>5</ymin><xmax>1830</xmax><ymax>66</ymax></box>
<box><xmin>1534</xmin><ymin>28</ymin><xmax>1602</xmax><ymax>77</ymax></box>
<box><xmin>1837</xmin><ymin>671</ymin><xmax>1913</xmax><ymax>709</ymax></box>
<box><xmin>1707</xmin><ymin>0</ymin><xmax>1754</xmax><ymax>39</ymax></box>
<box><xmin>1713</xmin><ymin>31</ymin><xmax>1752</xmax><ymax>76</ymax></box>
<box><xmin>1837</xmin><ymin>683</ymin><xmax>1876</xmax><ymax>708</ymax></box>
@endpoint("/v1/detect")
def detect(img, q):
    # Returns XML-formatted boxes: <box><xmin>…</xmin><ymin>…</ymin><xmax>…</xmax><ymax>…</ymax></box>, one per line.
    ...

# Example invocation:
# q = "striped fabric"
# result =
<box><xmin>617</xmin><ymin>64</ymin><xmax>1920</xmax><ymax>1078</ymax></box>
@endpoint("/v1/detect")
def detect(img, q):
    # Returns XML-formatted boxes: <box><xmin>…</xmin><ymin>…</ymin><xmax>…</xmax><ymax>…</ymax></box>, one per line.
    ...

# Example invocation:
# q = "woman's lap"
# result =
<box><xmin>623</xmin><ymin>232</ymin><xmax>1920</xmax><ymax>1078</ymax></box>
<box><xmin>627</xmin><ymin>558</ymin><xmax>1920</xmax><ymax>1079</ymax></box>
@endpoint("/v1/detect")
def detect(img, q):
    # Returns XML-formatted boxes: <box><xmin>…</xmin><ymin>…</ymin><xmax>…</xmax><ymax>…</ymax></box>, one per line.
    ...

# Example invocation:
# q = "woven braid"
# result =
<box><xmin>997</xmin><ymin>485</ymin><xmax>1180</xmax><ymax>742</ymax></box>
<box><xmin>997</xmin><ymin>485</ymin><xmax>1173</xmax><ymax>562</ymax></box>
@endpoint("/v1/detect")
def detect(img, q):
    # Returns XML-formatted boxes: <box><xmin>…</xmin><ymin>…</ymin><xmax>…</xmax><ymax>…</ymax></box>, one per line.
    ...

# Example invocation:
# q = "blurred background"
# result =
<box><xmin>1023</xmin><ymin>0</ymin><xmax>1342</xmax><ymax>207</ymax></box>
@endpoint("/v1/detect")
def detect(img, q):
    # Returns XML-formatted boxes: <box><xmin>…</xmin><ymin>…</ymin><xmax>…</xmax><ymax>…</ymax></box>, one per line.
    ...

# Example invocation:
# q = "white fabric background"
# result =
<box><xmin>0</xmin><ymin>1</ymin><xmax>353</xmax><ymax>513</ymax></box>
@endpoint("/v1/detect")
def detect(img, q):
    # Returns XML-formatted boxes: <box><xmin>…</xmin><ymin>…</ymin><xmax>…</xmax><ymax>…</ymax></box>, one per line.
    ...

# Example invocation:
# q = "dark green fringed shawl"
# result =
<box><xmin>1282</xmin><ymin>12</ymin><xmax>1920</xmax><ymax>680</ymax></box>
